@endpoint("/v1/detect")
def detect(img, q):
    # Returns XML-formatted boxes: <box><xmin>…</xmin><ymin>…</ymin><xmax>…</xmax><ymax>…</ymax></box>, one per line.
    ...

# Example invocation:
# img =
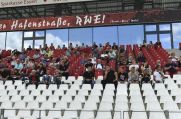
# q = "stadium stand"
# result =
<box><xmin>0</xmin><ymin>0</ymin><xmax>181</xmax><ymax>119</ymax></box>
<box><xmin>0</xmin><ymin>41</ymin><xmax>180</xmax><ymax>119</ymax></box>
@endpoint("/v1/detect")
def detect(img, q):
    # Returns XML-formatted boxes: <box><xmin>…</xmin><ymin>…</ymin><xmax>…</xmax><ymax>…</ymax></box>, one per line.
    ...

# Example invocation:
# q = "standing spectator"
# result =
<box><xmin>101</xmin><ymin>65</ymin><xmax>118</xmax><ymax>89</ymax></box>
<box><xmin>153</xmin><ymin>65</ymin><xmax>167</xmax><ymax>83</ymax></box>
<box><xmin>27</xmin><ymin>45</ymin><xmax>32</xmax><ymax>51</ymax></box>
<box><xmin>50</xmin><ymin>43</ymin><xmax>55</xmax><ymax>50</ymax></box>
<box><xmin>83</xmin><ymin>65</ymin><xmax>95</xmax><ymax>88</ymax></box>
<box><xmin>128</xmin><ymin>67</ymin><xmax>139</xmax><ymax>83</ymax></box>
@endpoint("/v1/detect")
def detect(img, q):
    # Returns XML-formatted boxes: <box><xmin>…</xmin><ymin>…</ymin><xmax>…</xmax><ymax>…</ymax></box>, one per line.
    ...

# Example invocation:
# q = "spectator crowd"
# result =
<box><xmin>0</xmin><ymin>41</ymin><xmax>180</xmax><ymax>88</ymax></box>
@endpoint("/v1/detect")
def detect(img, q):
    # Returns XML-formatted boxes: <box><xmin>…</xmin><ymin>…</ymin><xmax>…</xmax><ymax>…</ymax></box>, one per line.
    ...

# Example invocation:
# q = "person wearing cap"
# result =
<box><xmin>101</xmin><ymin>65</ymin><xmax>118</xmax><ymax>89</ymax></box>
<box><xmin>83</xmin><ymin>65</ymin><xmax>95</xmax><ymax>88</ymax></box>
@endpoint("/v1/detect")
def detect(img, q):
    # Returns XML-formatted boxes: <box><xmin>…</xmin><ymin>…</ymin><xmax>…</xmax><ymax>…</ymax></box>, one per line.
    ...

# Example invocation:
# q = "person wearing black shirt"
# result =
<box><xmin>101</xmin><ymin>65</ymin><xmax>118</xmax><ymax>89</ymax></box>
<box><xmin>141</xmin><ymin>69</ymin><xmax>151</xmax><ymax>83</ymax></box>
<box><xmin>1</xmin><ymin>68</ymin><xmax>11</xmax><ymax>81</ymax></box>
<box><xmin>85</xmin><ymin>59</ymin><xmax>93</xmax><ymax>70</ymax></box>
<box><xmin>118</xmin><ymin>66</ymin><xmax>128</xmax><ymax>83</ymax></box>
<box><xmin>59</xmin><ymin>60</ymin><xmax>69</xmax><ymax>80</ymax></box>
<box><xmin>164</xmin><ymin>58</ymin><xmax>178</xmax><ymax>78</ymax></box>
<box><xmin>83</xmin><ymin>65</ymin><xmax>95</xmax><ymax>88</ymax></box>
<box><xmin>137</xmin><ymin>52</ymin><xmax>145</xmax><ymax>63</ymax></box>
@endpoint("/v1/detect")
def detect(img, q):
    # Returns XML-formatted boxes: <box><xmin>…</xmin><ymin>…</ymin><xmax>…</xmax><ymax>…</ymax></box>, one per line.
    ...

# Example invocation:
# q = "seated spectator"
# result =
<box><xmin>11</xmin><ymin>57</ymin><xmax>17</xmax><ymax>68</ymax></box>
<box><xmin>26</xmin><ymin>59</ymin><xmax>35</xmax><ymax>69</ymax></box>
<box><xmin>156</xmin><ymin>60</ymin><xmax>161</xmax><ymax>67</ymax></box>
<box><xmin>117</xmin><ymin>66</ymin><xmax>128</xmax><ymax>84</ymax></box>
<box><xmin>85</xmin><ymin>59</ymin><xmax>93</xmax><ymax>71</ymax></box>
<box><xmin>59</xmin><ymin>58</ymin><xmax>69</xmax><ymax>80</ymax></box>
<box><xmin>47</xmin><ymin>49</ymin><xmax>53</xmax><ymax>58</ymax></box>
<box><xmin>98</xmin><ymin>44</ymin><xmax>103</xmax><ymax>52</ymax></box>
<box><xmin>19</xmin><ymin>51</ymin><xmax>27</xmax><ymax>61</ymax></box>
<box><xmin>164</xmin><ymin>58</ymin><xmax>178</xmax><ymax>78</ymax></box>
<box><xmin>83</xmin><ymin>65</ymin><xmax>95</xmax><ymax>88</ymax></box>
<box><xmin>129</xmin><ymin>60</ymin><xmax>139</xmax><ymax>71</ymax></box>
<box><xmin>29</xmin><ymin>70</ymin><xmax>40</xmax><ymax>84</ymax></box>
<box><xmin>0</xmin><ymin>68</ymin><xmax>11</xmax><ymax>81</ymax></box>
<box><xmin>169</xmin><ymin>52</ymin><xmax>178</xmax><ymax>63</ymax></box>
<box><xmin>141</xmin><ymin>69</ymin><xmax>151</xmax><ymax>83</ymax></box>
<box><xmin>42</xmin><ymin>69</ymin><xmax>52</xmax><ymax>84</ymax></box>
<box><xmin>93</xmin><ymin>47</ymin><xmax>99</xmax><ymax>58</ymax></box>
<box><xmin>119</xmin><ymin>45</ymin><xmax>125</xmax><ymax>54</ymax></box>
<box><xmin>41</xmin><ymin>54</ymin><xmax>49</xmax><ymax>65</ymax></box>
<box><xmin>118</xmin><ymin>53</ymin><xmax>127</xmax><ymax>65</ymax></box>
<box><xmin>137</xmin><ymin>51</ymin><xmax>145</xmax><ymax>63</ymax></box>
<box><xmin>139</xmin><ymin>62</ymin><xmax>152</xmax><ymax>75</ymax></box>
<box><xmin>101</xmin><ymin>51</ymin><xmax>108</xmax><ymax>59</ymax></box>
<box><xmin>128</xmin><ymin>53</ymin><xmax>133</xmax><ymax>64</ymax></box>
<box><xmin>37</xmin><ymin>63</ymin><xmax>46</xmax><ymax>76</ymax></box>
<box><xmin>95</xmin><ymin>59</ymin><xmax>104</xmax><ymax>70</ymax></box>
<box><xmin>14</xmin><ymin>59</ymin><xmax>23</xmax><ymax>71</ymax></box>
<box><xmin>40</xmin><ymin>48</ymin><xmax>47</xmax><ymax>55</ymax></box>
<box><xmin>0</xmin><ymin>59</ymin><xmax>6</xmax><ymax>69</ymax></box>
<box><xmin>108</xmin><ymin>49</ymin><xmax>116</xmax><ymax>60</ymax></box>
<box><xmin>112</xmin><ymin>43</ymin><xmax>118</xmax><ymax>51</ymax></box>
<box><xmin>9</xmin><ymin>69</ymin><xmax>21</xmax><ymax>81</ymax></box>
<box><xmin>128</xmin><ymin>67</ymin><xmax>139</xmax><ymax>83</ymax></box>
<box><xmin>33</xmin><ymin>50</ymin><xmax>40</xmax><ymax>60</ymax></box>
<box><xmin>153</xmin><ymin>65</ymin><xmax>167</xmax><ymax>83</ymax></box>
<box><xmin>101</xmin><ymin>65</ymin><xmax>118</xmax><ymax>89</ymax></box>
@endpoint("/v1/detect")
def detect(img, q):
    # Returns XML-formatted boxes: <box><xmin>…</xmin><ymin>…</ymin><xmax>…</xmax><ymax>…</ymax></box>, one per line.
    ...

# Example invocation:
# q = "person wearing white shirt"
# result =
<box><xmin>153</xmin><ymin>65</ymin><xmax>167</xmax><ymax>83</ymax></box>
<box><xmin>95</xmin><ymin>59</ymin><xmax>103</xmax><ymax>70</ymax></box>
<box><xmin>129</xmin><ymin>60</ymin><xmax>139</xmax><ymax>71</ymax></box>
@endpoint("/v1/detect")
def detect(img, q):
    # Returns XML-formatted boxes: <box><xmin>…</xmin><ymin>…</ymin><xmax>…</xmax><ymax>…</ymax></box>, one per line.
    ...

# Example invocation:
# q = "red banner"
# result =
<box><xmin>0</xmin><ymin>9</ymin><xmax>181</xmax><ymax>31</ymax></box>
